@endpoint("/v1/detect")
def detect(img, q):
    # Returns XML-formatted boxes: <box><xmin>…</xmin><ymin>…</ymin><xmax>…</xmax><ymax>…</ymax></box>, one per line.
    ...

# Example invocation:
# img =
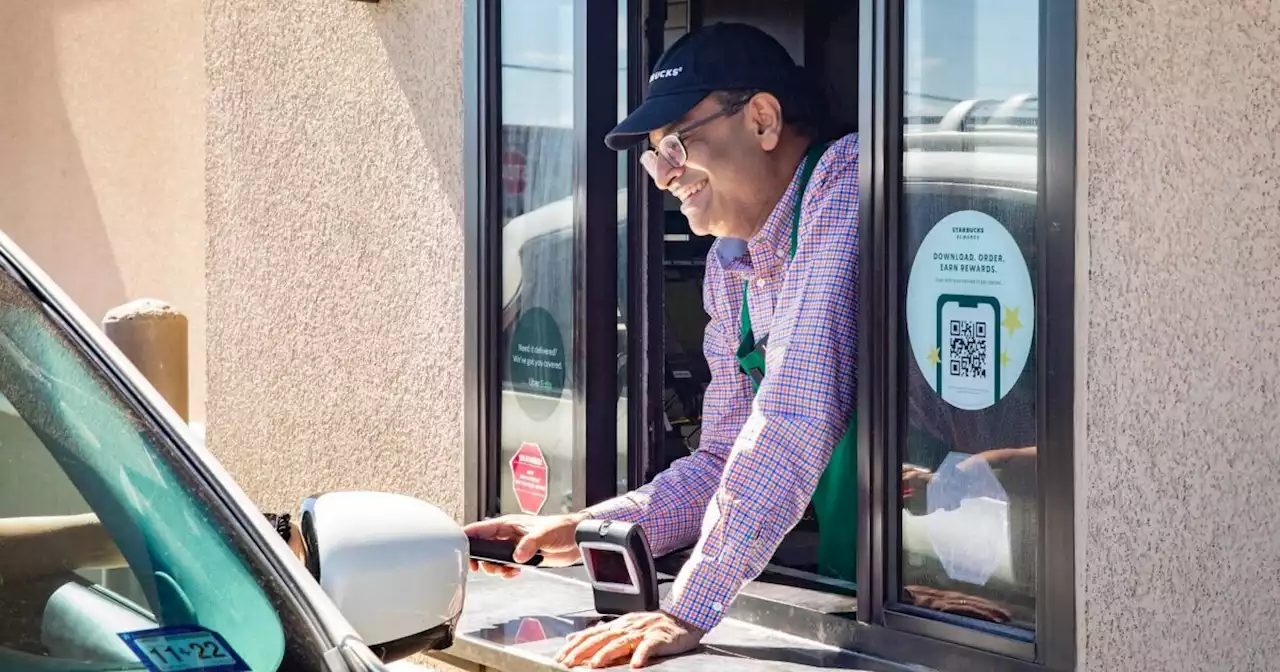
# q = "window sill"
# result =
<box><xmin>445</xmin><ymin>561</ymin><xmax>1048</xmax><ymax>672</ymax></box>
<box><xmin>653</xmin><ymin>551</ymin><xmax>1039</xmax><ymax>669</ymax></box>
<box><xmin>445</xmin><ymin>567</ymin><xmax>910</xmax><ymax>672</ymax></box>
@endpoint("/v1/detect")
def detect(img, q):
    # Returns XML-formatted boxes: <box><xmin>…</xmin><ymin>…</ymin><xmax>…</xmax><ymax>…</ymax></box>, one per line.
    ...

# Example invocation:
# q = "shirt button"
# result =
<box><xmin>757</xmin><ymin>278</ymin><xmax>767</xmax><ymax>287</ymax></box>
<box><xmin>711</xmin><ymin>602</ymin><xmax>723</xmax><ymax>612</ymax></box>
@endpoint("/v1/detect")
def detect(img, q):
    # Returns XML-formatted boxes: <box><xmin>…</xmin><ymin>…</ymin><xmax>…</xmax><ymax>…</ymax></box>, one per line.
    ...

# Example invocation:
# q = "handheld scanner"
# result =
<box><xmin>467</xmin><ymin>537</ymin><xmax>545</xmax><ymax>567</ymax></box>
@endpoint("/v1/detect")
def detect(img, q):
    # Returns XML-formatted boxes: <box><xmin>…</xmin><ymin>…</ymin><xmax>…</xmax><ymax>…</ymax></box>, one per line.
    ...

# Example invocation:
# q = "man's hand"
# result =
<box><xmin>555</xmin><ymin>611</ymin><xmax>704</xmax><ymax>669</ymax></box>
<box><xmin>461</xmin><ymin>513</ymin><xmax>586</xmax><ymax>578</ymax></box>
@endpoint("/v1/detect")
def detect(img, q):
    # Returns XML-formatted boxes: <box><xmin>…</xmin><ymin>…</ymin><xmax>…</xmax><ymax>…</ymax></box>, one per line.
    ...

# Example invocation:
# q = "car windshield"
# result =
<box><xmin>0</xmin><ymin>267</ymin><xmax>312</xmax><ymax>670</ymax></box>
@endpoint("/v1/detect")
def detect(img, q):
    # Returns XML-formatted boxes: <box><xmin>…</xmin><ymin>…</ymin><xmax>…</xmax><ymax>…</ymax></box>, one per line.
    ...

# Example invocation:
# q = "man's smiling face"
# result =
<box><xmin>646</xmin><ymin>93</ymin><xmax>787</xmax><ymax>240</ymax></box>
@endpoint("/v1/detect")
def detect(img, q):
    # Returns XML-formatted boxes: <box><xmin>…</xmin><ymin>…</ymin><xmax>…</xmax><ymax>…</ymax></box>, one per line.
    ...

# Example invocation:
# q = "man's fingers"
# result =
<box><xmin>463</xmin><ymin>518</ymin><xmax>521</xmax><ymax>541</ymax></box>
<box><xmin>555</xmin><ymin>631</ymin><xmax>599</xmax><ymax>665</ymax></box>
<box><xmin>476</xmin><ymin>561</ymin><xmax>520</xmax><ymax>578</ymax></box>
<box><xmin>589</xmin><ymin>632</ymin><xmax>643</xmax><ymax>669</ymax></box>
<box><xmin>464</xmin><ymin>517</ymin><xmax>531</xmax><ymax>575</ymax></box>
<box><xmin>512</xmin><ymin>528</ymin><xmax>548</xmax><ymax>564</ymax></box>
<box><xmin>556</xmin><ymin>614</ymin><xmax>697</xmax><ymax>670</ymax></box>
<box><xmin>557</xmin><ymin>630</ymin><xmax>616</xmax><ymax>667</ymax></box>
<box><xmin>630</xmin><ymin>637</ymin><xmax>658</xmax><ymax>669</ymax></box>
<box><xmin>564</xmin><ymin>615</ymin><xmax>627</xmax><ymax>647</ymax></box>
<box><xmin>629</xmin><ymin>631</ymin><xmax>675</xmax><ymax>669</ymax></box>
<box><xmin>564</xmin><ymin>624</ymin><xmax>600</xmax><ymax>646</ymax></box>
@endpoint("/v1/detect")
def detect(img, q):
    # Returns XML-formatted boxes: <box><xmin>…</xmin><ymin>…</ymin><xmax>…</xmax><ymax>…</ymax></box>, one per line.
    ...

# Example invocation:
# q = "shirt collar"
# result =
<box><xmin>714</xmin><ymin>155</ymin><xmax>812</xmax><ymax>275</ymax></box>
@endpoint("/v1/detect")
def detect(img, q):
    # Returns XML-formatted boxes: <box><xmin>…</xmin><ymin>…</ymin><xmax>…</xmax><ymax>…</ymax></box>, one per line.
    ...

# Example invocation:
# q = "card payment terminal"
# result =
<box><xmin>574</xmin><ymin>519</ymin><xmax>659</xmax><ymax>616</ymax></box>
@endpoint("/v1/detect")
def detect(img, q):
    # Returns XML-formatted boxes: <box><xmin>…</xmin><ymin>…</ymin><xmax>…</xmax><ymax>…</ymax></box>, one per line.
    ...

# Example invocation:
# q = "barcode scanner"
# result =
<box><xmin>467</xmin><ymin>537</ymin><xmax>545</xmax><ymax>567</ymax></box>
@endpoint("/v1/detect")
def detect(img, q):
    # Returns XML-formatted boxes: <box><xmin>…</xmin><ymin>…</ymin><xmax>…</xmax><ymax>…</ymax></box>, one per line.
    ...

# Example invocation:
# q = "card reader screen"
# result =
<box><xmin>586</xmin><ymin>547</ymin><xmax>632</xmax><ymax>586</ymax></box>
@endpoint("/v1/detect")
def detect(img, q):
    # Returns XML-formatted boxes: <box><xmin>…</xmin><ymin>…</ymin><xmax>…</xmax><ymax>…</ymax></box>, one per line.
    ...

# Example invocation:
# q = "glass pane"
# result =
<box><xmin>898</xmin><ymin>0</ymin><xmax>1041</xmax><ymax>633</ymax></box>
<box><xmin>0</xmin><ymin>275</ymin><xmax>292</xmax><ymax>669</ymax></box>
<box><xmin>498</xmin><ymin>0</ymin><xmax>578</xmax><ymax>516</ymax></box>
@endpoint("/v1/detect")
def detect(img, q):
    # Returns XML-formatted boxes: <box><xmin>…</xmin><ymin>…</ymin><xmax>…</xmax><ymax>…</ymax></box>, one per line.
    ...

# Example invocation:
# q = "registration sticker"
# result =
<box><xmin>118</xmin><ymin>626</ymin><xmax>249</xmax><ymax>672</ymax></box>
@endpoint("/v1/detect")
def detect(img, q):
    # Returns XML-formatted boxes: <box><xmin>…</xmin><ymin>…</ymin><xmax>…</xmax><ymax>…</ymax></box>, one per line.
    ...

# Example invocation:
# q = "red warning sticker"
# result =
<box><xmin>510</xmin><ymin>442</ymin><xmax>548</xmax><ymax>514</ymax></box>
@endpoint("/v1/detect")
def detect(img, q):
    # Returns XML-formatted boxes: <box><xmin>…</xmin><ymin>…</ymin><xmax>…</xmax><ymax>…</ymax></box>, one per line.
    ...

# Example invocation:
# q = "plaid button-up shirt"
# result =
<box><xmin>586</xmin><ymin>133</ymin><xmax>861</xmax><ymax>632</ymax></box>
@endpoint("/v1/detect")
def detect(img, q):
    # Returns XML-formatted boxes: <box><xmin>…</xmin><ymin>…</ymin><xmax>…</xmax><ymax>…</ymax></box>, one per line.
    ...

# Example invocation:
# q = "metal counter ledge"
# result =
<box><xmin>433</xmin><ymin>565</ymin><xmax>935</xmax><ymax>672</ymax></box>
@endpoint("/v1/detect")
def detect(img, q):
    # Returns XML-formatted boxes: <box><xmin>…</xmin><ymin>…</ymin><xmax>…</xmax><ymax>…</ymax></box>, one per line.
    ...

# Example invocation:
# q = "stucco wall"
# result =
<box><xmin>0</xmin><ymin>1</ymin><xmax>207</xmax><ymax>423</ymax></box>
<box><xmin>204</xmin><ymin>0</ymin><xmax>465</xmax><ymax>519</ymax></box>
<box><xmin>1081</xmin><ymin>0</ymin><xmax>1280</xmax><ymax>669</ymax></box>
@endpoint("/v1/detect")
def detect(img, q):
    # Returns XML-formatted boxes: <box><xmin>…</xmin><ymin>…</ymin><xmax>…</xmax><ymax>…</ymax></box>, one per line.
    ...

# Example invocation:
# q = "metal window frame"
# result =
<box><xmin>571</xmin><ymin>0</ymin><xmax>621</xmax><ymax>510</ymax></box>
<box><xmin>463</xmin><ymin>0</ymin><xmax>501</xmax><ymax>523</ymax></box>
<box><xmin>627</xmin><ymin>0</ymin><xmax>668</xmax><ymax>492</ymax></box>
<box><xmin>857</xmin><ymin>0</ymin><xmax>1079</xmax><ymax>668</ymax></box>
<box><xmin>464</xmin><ymin>0</ymin><xmax>633</xmax><ymax>520</ymax></box>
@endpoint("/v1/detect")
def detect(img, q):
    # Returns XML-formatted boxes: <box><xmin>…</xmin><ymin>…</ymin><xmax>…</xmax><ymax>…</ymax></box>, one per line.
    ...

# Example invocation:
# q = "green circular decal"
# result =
<box><xmin>508</xmin><ymin>307</ymin><xmax>567</xmax><ymax>411</ymax></box>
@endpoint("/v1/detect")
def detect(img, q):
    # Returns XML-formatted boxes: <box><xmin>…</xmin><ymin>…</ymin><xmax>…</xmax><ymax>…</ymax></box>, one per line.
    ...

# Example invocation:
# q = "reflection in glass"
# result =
<box><xmin>498</xmin><ymin>0</ymin><xmax>578</xmax><ymax>515</ymax></box>
<box><xmin>898</xmin><ymin>0</ymin><xmax>1041</xmax><ymax>633</ymax></box>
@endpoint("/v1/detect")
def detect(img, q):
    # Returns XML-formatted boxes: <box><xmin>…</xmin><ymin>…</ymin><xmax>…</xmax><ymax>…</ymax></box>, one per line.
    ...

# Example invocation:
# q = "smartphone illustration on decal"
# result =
<box><xmin>935</xmin><ymin>294</ymin><xmax>1001</xmax><ymax>410</ymax></box>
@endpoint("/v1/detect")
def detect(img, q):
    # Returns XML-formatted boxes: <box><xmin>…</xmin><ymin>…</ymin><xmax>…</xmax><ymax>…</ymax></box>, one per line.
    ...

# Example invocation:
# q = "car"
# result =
<box><xmin>0</xmin><ymin>229</ymin><xmax>470</xmax><ymax>671</ymax></box>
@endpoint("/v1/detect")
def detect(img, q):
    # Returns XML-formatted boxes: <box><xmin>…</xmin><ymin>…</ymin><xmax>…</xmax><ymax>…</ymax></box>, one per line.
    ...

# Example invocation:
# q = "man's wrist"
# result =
<box><xmin>580</xmin><ymin>495</ymin><xmax>637</xmax><ymax>522</ymax></box>
<box><xmin>662</xmin><ymin>597</ymin><xmax>725</xmax><ymax>633</ymax></box>
<box><xmin>660</xmin><ymin>609</ymin><xmax>705</xmax><ymax>635</ymax></box>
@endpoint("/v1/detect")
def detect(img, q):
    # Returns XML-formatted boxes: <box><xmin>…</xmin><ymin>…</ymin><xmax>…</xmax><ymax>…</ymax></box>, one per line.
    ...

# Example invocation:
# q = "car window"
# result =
<box><xmin>0</xmin><ymin>274</ymin><xmax>292</xmax><ymax>671</ymax></box>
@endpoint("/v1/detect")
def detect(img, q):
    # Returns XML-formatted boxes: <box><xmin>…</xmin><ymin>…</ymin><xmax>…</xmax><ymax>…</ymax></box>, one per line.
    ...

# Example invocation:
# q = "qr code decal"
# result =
<box><xmin>948</xmin><ymin>319</ymin><xmax>987</xmax><ymax>378</ymax></box>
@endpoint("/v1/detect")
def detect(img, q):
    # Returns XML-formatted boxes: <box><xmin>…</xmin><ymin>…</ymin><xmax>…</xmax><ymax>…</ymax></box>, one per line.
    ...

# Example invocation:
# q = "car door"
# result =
<box><xmin>0</xmin><ymin>237</ymin><xmax>359</xmax><ymax>671</ymax></box>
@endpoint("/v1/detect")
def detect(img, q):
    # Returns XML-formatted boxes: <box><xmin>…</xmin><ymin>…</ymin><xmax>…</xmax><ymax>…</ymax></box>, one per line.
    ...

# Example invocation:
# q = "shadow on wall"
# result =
<box><xmin>0</xmin><ymin>3</ymin><xmax>127</xmax><ymax>319</ymax></box>
<box><xmin>369</xmin><ymin>0</ymin><xmax>465</xmax><ymax>219</ymax></box>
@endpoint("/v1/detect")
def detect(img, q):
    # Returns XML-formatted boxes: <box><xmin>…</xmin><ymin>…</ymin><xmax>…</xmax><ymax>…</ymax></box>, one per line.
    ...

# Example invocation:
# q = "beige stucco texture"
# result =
<box><xmin>204</xmin><ymin>0</ymin><xmax>466</xmax><ymax>519</ymax></box>
<box><xmin>1081</xmin><ymin>0</ymin><xmax>1280</xmax><ymax>669</ymax></box>
<box><xmin>0</xmin><ymin>1</ymin><xmax>207</xmax><ymax>423</ymax></box>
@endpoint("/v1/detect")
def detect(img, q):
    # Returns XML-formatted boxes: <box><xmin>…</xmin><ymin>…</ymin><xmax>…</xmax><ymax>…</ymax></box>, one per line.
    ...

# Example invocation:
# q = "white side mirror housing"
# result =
<box><xmin>299</xmin><ymin>491</ymin><xmax>468</xmax><ymax>661</ymax></box>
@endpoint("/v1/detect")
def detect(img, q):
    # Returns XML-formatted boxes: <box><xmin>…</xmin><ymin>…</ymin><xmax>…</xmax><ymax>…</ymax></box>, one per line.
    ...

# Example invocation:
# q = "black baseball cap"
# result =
<box><xmin>604</xmin><ymin>22</ymin><xmax>804</xmax><ymax>151</ymax></box>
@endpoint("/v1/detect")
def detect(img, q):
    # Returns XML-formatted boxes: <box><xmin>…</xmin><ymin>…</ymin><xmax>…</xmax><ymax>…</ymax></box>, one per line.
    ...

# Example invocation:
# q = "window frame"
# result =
<box><xmin>463</xmin><ymin>0</ymin><xmax>639</xmax><ymax>521</ymax></box>
<box><xmin>571</xmin><ymin>0</ymin><xmax>623</xmax><ymax>510</ymax></box>
<box><xmin>462</xmin><ymin>0</ymin><xmax>499</xmax><ymax>523</ymax></box>
<box><xmin>626</xmin><ymin>0</ymin><xmax>667</xmax><ymax>492</ymax></box>
<box><xmin>856</xmin><ymin>0</ymin><xmax>1079</xmax><ymax>667</ymax></box>
<box><xmin>464</xmin><ymin>0</ymin><xmax>1079</xmax><ymax>667</ymax></box>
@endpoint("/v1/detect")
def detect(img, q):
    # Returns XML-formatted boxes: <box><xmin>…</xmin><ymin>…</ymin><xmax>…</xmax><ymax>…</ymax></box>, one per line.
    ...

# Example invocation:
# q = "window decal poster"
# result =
<box><xmin>906</xmin><ymin>210</ymin><xmax>1034</xmax><ymax>411</ymax></box>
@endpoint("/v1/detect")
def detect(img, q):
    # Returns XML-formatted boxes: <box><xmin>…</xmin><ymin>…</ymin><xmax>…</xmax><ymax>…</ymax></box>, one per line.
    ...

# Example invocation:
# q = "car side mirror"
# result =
<box><xmin>299</xmin><ymin>491</ymin><xmax>468</xmax><ymax>662</ymax></box>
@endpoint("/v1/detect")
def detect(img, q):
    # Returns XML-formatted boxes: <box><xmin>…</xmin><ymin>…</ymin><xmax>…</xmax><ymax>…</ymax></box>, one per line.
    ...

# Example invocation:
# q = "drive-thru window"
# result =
<box><xmin>459</xmin><ymin>0</ymin><xmax>1077</xmax><ymax>669</ymax></box>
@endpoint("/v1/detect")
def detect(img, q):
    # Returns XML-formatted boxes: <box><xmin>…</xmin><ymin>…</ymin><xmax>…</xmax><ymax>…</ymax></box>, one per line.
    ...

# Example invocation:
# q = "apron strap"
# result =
<box><xmin>729</xmin><ymin>141</ymin><xmax>858</xmax><ymax>584</ymax></box>
<box><xmin>737</xmin><ymin>143</ymin><xmax>828</xmax><ymax>386</ymax></box>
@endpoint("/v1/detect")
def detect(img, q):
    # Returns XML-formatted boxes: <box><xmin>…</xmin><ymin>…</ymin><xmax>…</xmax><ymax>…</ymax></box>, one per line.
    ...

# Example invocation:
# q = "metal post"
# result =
<box><xmin>102</xmin><ymin>299</ymin><xmax>190</xmax><ymax>423</ymax></box>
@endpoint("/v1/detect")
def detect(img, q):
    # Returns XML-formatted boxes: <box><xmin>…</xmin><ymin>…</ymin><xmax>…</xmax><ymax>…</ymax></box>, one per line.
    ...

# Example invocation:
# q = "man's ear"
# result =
<box><xmin>744</xmin><ymin>93</ymin><xmax>784</xmax><ymax>152</ymax></box>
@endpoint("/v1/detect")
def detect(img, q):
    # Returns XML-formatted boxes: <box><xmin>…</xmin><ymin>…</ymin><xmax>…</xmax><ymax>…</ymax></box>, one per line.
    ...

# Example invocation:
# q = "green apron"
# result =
<box><xmin>734</xmin><ymin>143</ymin><xmax>858</xmax><ymax>584</ymax></box>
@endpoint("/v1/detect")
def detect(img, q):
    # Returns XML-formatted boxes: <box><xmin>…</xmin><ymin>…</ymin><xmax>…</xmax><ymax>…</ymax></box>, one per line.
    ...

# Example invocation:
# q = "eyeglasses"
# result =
<box><xmin>638</xmin><ymin>93</ymin><xmax>756</xmax><ymax>181</ymax></box>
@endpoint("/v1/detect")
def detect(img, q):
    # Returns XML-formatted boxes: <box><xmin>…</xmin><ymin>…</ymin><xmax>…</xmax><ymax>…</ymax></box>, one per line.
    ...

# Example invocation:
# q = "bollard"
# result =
<box><xmin>103</xmin><ymin>298</ymin><xmax>189</xmax><ymax>422</ymax></box>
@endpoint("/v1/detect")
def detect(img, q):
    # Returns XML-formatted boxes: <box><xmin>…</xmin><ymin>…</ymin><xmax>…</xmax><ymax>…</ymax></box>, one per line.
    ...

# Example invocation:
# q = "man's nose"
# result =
<box><xmin>651</xmin><ymin>159</ymin><xmax>684</xmax><ymax>191</ymax></box>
